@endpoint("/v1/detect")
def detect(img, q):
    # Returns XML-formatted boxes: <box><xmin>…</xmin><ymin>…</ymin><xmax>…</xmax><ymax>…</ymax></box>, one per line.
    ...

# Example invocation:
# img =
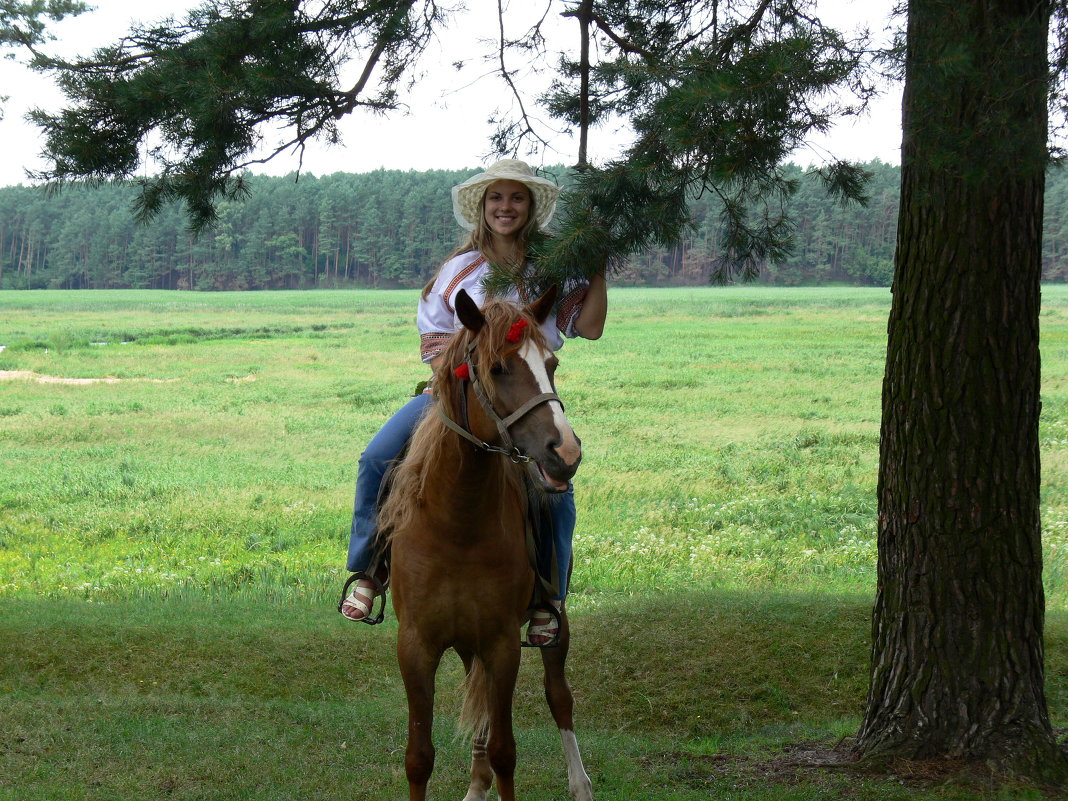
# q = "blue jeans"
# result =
<box><xmin>346</xmin><ymin>393</ymin><xmax>576</xmax><ymax>600</ymax></box>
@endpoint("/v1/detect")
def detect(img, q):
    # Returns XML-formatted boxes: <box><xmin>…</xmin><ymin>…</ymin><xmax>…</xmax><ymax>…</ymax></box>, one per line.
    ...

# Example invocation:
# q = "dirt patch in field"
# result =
<box><xmin>647</xmin><ymin>737</ymin><xmax>1068</xmax><ymax>799</ymax></box>
<box><xmin>0</xmin><ymin>371</ymin><xmax>176</xmax><ymax>385</ymax></box>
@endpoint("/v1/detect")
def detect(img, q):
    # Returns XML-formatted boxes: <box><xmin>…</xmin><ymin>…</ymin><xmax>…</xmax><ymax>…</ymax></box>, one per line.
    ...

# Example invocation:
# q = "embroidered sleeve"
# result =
<box><xmin>556</xmin><ymin>279</ymin><xmax>589</xmax><ymax>339</ymax></box>
<box><xmin>417</xmin><ymin>286</ymin><xmax>455</xmax><ymax>362</ymax></box>
<box><xmin>419</xmin><ymin>331</ymin><xmax>452</xmax><ymax>363</ymax></box>
<box><xmin>416</xmin><ymin>252</ymin><xmax>487</xmax><ymax>362</ymax></box>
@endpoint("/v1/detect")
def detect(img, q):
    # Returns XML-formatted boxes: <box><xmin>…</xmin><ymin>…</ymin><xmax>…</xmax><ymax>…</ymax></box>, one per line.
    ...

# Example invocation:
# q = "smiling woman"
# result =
<box><xmin>484</xmin><ymin>181</ymin><xmax>531</xmax><ymax>239</ymax></box>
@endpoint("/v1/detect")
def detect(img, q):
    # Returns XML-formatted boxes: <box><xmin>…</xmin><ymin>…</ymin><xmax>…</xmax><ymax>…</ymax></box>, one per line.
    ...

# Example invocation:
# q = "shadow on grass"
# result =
<box><xmin>1</xmin><ymin>589</ymin><xmax>1066</xmax><ymax>800</ymax></box>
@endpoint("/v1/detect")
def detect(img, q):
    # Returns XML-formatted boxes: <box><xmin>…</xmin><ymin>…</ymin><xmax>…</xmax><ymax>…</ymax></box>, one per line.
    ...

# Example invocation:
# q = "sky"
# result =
<box><xmin>0</xmin><ymin>0</ymin><xmax>902</xmax><ymax>188</ymax></box>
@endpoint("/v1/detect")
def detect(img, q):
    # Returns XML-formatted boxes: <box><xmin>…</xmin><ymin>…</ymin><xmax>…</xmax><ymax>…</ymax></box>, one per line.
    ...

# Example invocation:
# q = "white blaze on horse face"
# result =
<box><xmin>517</xmin><ymin>339</ymin><xmax>581</xmax><ymax>466</ymax></box>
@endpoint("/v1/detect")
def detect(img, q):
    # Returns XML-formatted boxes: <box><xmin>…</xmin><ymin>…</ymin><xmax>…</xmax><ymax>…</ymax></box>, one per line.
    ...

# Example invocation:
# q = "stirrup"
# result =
<box><xmin>338</xmin><ymin>572</ymin><xmax>387</xmax><ymax>625</ymax></box>
<box><xmin>521</xmin><ymin>602</ymin><xmax>562</xmax><ymax>648</ymax></box>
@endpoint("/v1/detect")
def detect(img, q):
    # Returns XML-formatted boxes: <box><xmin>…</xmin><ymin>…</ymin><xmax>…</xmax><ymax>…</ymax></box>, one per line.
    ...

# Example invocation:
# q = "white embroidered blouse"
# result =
<box><xmin>417</xmin><ymin>251</ymin><xmax>589</xmax><ymax>364</ymax></box>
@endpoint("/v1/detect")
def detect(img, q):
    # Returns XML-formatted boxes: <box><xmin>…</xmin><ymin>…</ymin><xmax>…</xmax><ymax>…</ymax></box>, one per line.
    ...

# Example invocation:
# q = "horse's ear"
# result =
<box><xmin>455</xmin><ymin>289</ymin><xmax>485</xmax><ymax>334</ymax></box>
<box><xmin>526</xmin><ymin>284</ymin><xmax>559</xmax><ymax>326</ymax></box>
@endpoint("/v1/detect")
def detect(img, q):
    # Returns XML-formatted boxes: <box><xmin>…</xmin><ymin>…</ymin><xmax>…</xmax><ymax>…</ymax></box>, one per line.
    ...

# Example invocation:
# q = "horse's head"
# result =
<box><xmin>440</xmin><ymin>287</ymin><xmax>582</xmax><ymax>493</ymax></box>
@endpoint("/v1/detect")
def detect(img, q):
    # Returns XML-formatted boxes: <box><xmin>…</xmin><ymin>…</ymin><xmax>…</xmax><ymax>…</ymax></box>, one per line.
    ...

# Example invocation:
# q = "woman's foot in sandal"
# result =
<box><xmin>526</xmin><ymin>600</ymin><xmax>562</xmax><ymax>646</ymax></box>
<box><xmin>340</xmin><ymin>579</ymin><xmax>379</xmax><ymax>621</ymax></box>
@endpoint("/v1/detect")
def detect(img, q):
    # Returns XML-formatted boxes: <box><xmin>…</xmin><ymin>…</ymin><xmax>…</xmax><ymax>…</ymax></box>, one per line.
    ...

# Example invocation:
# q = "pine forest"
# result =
<box><xmin>2</xmin><ymin>160</ymin><xmax>1067</xmax><ymax>290</ymax></box>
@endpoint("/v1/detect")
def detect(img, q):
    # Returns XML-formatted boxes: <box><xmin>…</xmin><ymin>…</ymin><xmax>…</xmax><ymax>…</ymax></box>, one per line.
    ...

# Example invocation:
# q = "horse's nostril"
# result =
<box><xmin>552</xmin><ymin>440</ymin><xmax>582</xmax><ymax>469</ymax></box>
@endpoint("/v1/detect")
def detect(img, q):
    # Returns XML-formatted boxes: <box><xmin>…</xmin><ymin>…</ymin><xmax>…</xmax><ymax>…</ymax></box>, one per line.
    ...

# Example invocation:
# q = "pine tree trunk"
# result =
<box><xmin>343</xmin><ymin>230</ymin><xmax>352</xmax><ymax>282</ymax></box>
<box><xmin>855</xmin><ymin>0</ymin><xmax>1068</xmax><ymax>781</ymax></box>
<box><xmin>17</xmin><ymin>233</ymin><xmax>26</xmax><ymax>279</ymax></box>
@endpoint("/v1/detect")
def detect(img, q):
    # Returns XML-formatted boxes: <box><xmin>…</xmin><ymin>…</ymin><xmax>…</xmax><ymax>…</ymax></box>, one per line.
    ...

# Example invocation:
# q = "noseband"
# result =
<box><xmin>438</xmin><ymin>337</ymin><xmax>562</xmax><ymax>463</ymax></box>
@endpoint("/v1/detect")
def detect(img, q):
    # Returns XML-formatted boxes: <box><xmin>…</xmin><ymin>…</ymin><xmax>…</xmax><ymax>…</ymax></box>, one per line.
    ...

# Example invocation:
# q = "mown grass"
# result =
<box><xmin>3</xmin><ymin>286</ymin><xmax>1068</xmax><ymax>799</ymax></box>
<box><xmin>4</xmin><ymin>593</ymin><xmax>1065</xmax><ymax>800</ymax></box>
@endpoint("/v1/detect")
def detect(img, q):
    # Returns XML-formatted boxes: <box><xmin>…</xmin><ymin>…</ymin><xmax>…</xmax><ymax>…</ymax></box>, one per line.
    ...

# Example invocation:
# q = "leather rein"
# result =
<box><xmin>437</xmin><ymin>337</ymin><xmax>562</xmax><ymax>464</ymax></box>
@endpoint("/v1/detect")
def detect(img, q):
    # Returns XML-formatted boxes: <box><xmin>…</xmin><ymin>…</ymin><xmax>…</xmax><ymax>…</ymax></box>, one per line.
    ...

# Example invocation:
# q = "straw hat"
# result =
<box><xmin>451</xmin><ymin>159</ymin><xmax>561</xmax><ymax>232</ymax></box>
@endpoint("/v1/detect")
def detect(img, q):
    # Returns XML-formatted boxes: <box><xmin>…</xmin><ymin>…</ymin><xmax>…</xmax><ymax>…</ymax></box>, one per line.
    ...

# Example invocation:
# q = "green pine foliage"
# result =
<box><xmin>21</xmin><ymin>0</ymin><xmax>884</xmax><ymax>292</ymax></box>
<box><xmin>3</xmin><ymin>162</ymin><xmax>1068</xmax><ymax>290</ymax></box>
<box><xmin>0</xmin><ymin>0</ymin><xmax>88</xmax><ymax>52</ymax></box>
<box><xmin>25</xmin><ymin>0</ymin><xmax>439</xmax><ymax>228</ymax></box>
<box><xmin>519</xmin><ymin>0</ymin><xmax>873</xmax><ymax>288</ymax></box>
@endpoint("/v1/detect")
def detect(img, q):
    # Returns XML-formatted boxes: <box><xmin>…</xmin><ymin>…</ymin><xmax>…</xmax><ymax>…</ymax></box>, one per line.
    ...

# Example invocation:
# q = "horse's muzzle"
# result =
<box><xmin>536</xmin><ymin>440</ymin><xmax>581</xmax><ymax>493</ymax></box>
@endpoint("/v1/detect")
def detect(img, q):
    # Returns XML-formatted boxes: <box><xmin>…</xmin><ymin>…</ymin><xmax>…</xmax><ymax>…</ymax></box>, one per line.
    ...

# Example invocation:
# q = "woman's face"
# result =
<box><xmin>483</xmin><ymin>180</ymin><xmax>531</xmax><ymax>242</ymax></box>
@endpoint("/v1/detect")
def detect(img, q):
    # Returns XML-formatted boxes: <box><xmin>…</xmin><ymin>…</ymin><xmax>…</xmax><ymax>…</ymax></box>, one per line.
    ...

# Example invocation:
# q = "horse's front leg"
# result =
<box><xmin>541</xmin><ymin>607</ymin><xmax>594</xmax><ymax>801</ymax></box>
<box><xmin>398</xmin><ymin>631</ymin><xmax>442</xmax><ymax>801</ymax></box>
<box><xmin>483</xmin><ymin>638</ymin><xmax>522</xmax><ymax>801</ymax></box>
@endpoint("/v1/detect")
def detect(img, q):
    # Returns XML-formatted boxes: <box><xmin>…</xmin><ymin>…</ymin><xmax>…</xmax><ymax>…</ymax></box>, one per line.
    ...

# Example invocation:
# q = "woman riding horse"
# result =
<box><xmin>380</xmin><ymin>288</ymin><xmax>594</xmax><ymax>800</ymax></box>
<box><xmin>341</xmin><ymin>159</ymin><xmax>608</xmax><ymax>645</ymax></box>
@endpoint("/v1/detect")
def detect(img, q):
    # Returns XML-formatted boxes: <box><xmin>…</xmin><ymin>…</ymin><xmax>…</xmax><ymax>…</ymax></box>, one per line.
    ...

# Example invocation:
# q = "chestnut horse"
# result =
<box><xmin>378</xmin><ymin>287</ymin><xmax>594</xmax><ymax>801</ymax></box>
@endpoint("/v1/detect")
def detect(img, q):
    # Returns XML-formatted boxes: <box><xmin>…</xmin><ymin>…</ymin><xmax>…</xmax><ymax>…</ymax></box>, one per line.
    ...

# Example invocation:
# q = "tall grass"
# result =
<box><xmin>3</xmin><ymin>286</ymin><xmax>1068</xmax><ymax>606</ymax></box>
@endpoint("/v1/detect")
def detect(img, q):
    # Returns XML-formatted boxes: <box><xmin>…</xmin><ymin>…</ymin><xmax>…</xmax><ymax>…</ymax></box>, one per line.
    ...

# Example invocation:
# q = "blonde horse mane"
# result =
<box><xmin>378</xmin><ymin>297</ymin><xmax>550</xmax><ymax>539</ymax></box>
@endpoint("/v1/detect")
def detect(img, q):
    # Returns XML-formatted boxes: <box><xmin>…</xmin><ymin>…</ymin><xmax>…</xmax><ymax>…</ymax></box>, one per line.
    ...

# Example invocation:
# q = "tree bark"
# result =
<box><xmin>855</xmin><ymin>0</ymin><xmax>1068</xmax><ymax>782</ymax></box>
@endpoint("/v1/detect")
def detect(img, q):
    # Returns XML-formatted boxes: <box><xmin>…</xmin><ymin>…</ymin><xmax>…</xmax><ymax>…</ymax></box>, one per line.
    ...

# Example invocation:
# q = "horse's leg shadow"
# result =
<box><xmin>541</xmin><ymin>605</ymin><xmax>595</xmax><ymax>801</ymax></box>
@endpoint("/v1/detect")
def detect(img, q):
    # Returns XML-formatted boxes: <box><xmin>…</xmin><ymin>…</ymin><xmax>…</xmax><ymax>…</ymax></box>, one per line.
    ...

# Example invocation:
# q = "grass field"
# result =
<box><xmin>2</xmin><ymin>286</ymin><xmax>1068</xmax><ymax>799</ymax></box>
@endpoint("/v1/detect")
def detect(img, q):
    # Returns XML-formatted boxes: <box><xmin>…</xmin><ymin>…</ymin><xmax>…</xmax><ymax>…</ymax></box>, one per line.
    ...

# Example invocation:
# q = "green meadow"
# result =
<box><xmin>2</xmin><ymin>286</ymin><xmax>1068</xmax><ymax>800</ymax></box>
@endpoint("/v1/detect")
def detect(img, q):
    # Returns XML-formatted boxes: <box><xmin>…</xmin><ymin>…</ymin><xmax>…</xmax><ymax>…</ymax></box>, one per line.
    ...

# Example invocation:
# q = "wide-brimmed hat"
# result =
<box><xmin>451</xmin><ymin>159</ymin><xmax>561</xmax><ymax>232</ymax></box>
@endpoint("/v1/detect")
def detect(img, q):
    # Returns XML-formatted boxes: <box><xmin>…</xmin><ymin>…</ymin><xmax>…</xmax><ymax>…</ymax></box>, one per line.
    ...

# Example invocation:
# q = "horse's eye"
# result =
<box><xmin>490</xmin><ymin>363</ymin><xmax>505</xmax><ymax>375</ymax></box>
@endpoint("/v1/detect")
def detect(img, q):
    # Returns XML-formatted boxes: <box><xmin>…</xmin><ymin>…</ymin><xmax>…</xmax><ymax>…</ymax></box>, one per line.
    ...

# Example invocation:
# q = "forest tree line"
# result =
<box><xmin>2</xmin><ymin>160</ymin><xmax>1067</xmax><ymax>290</ymax></box>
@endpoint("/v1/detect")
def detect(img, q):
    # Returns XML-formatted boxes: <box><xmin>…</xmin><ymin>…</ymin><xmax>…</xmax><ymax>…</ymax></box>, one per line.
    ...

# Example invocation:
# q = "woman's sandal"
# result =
<box><xmin>338</xmin><ymin>572</ymin><xmax>386</xmax><ymax>625</ymax></box>
<box><xmin>523</xmin><ymin>601</ymin><xmax>562</xmax><ymax>647</ymax></box>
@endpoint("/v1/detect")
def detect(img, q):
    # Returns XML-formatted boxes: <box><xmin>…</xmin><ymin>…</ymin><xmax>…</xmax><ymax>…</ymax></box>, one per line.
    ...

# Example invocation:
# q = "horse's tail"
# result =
<box><xmin>458</xmin><ymin>658</ymin><xmax>491</xmax><ymax>742</ymax></box>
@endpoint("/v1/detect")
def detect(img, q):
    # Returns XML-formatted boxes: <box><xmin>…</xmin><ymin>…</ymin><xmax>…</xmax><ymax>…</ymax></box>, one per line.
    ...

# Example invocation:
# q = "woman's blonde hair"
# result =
<box><xmin>421</xmin><ymin>185</ymin><xmax>541</xmax><ymax>299</ymax></box>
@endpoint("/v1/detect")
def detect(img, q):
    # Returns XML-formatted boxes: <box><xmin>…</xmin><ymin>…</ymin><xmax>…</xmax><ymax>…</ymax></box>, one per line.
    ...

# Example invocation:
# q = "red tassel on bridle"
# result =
<box><xmin>454</xmin><ymin>318</ymin><xmax>527</xmax><ymax>381</ymax></box>
<box><xmin>506</xmin><ymin>318</ymin><xmax>529</xmax><ymax>343</ymax></box>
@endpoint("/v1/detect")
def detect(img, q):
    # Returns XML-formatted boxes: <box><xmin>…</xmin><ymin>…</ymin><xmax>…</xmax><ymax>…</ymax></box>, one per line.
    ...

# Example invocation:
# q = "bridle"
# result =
<box><xmin>437</xmin><ymin>336</ymin><xmax>562</xmax><ymax>464</ymax></box>
<box><xmin>436</xmin><ymin>325</ymin><xmax>570</xmax><ymax>626</ymax></box>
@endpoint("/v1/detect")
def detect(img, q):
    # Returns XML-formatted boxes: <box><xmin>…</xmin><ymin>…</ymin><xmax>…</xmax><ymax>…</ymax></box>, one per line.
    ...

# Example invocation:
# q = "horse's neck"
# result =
<box><xmin>423</xmin><ymin>440</ymin><xmax>523</xmax><ymax>540</ymax></box>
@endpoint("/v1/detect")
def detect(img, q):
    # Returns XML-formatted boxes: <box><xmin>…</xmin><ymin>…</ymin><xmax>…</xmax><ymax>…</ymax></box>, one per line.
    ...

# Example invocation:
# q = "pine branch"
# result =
<box><xmin>491</xmin><ymin>0</ymin><xmax>552</xmax><ymax>156</ymax></box>
<box><xmin>576</xmin><ymin>0</ymin><xmax>593</xmax><ymax>168</ymax></box>
<box><xmin>29</xmin><ymin>0</ymin><xmax>438</xmax><ymax>230</ymax></box>
<box><xmin>586</xmin><ymin>12</ymin><xmax>656</xmax><ymax>59</ymax></box>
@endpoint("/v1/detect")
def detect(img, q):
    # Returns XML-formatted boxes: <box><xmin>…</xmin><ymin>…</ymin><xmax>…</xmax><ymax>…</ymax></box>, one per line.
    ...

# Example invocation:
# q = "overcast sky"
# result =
<box><xmin>0</xmin><ymin>0</ymin><xmax>902</xmax><ymax>188</ymax></box>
